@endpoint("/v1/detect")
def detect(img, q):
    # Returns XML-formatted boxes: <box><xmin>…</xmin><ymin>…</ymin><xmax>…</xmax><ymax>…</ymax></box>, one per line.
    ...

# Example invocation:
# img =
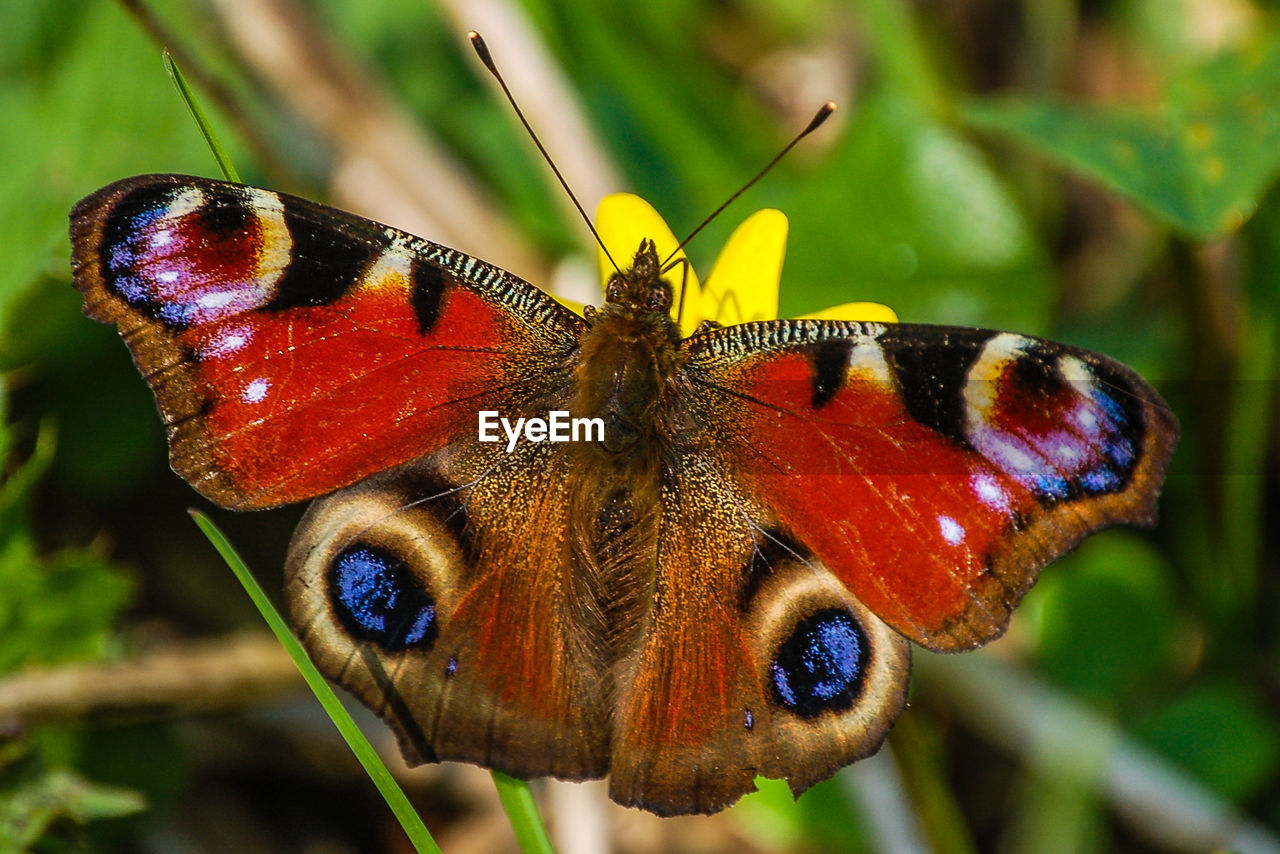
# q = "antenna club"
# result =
<box><xmin>805</xmin><ymin>102</ymin><xmax>837</xmax><ymax>135</ymax></box>
<box><xmin>662</xmin><ymin>100</ymin><xmax>838</xmax><ymax>265</ymax></box>
<box><xmin>469</xmin><ymin>31</ymin><xmax>497</xmax><ymax>72</ymax></box>
<box><xmin>466</xmin><ymin>31</ymin><xmax>620</xmax><ymax>274</ymax></box>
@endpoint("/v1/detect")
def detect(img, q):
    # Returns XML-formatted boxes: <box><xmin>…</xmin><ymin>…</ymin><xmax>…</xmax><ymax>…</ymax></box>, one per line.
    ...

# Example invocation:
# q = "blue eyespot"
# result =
<box><xmin>329</xmin><ymin>545</ymin><xmax>437</xmax><ymax>651</ymax></box>
<box><xmin>770</xmin><ymin>609</ymin><xmax>867</xmax><ymax>717</ymax></box>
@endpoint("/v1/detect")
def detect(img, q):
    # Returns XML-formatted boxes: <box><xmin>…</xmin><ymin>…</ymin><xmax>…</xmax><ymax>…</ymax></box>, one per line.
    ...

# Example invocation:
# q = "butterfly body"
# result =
<box><xmin>573</xmin><ymin>239</ymin><xmax>684</xmax><ymax>458</ymax></box>
<box><xmin>71</xmin><ymin>174</ymin><xmax>1177</xmax><ymax>815</ymax></box>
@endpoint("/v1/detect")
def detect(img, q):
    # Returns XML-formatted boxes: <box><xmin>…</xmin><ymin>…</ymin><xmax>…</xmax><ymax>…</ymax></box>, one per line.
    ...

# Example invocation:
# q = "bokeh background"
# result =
<box><xmin>2</xmin><ymin>0</ymin><xmax>1278</xmax><ymax>851</ymax></box>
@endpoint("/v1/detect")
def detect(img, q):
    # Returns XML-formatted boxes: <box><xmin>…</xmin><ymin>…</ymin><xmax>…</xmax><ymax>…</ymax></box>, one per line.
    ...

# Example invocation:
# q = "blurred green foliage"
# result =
<box><xmin>0</xmin><ymin>0</ymin><xmax>1276</xmax><ymax>850</ymax></box>
<box><xmin>0</xmin><ymin>391</ymin><xmax>141</xmax><ymax>848</ymax></box>
<box><xmin>962</xmin><ymin>35</ymin><xmax>1280</xmax><ymax>238</ymax></box>
<box><xmin>0</xmin><ymin>765</ymin><xmax>145</xmax><ymax>851</ymax></box>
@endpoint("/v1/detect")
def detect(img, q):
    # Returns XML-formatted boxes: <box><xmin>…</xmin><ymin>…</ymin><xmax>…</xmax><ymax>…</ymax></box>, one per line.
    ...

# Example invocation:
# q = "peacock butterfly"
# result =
<box><xmin>69</xmin><ymin>171</ymin><xmax>1177</xmax><ymax>816</ymax></box>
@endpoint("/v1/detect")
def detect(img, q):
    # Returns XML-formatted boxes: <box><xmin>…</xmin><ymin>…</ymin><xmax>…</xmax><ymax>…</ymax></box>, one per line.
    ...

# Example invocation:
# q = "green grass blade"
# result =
<box><xmin>163</xmin><ymin>50</ymin><xmax>241</xmax><ymax>183</ymax></box>
<box><xmin>189</xmin><ymin>511</ymin><xmax>441</xmax><ymax>854</ymax></box>
<box><xmin>491</xmin><ymin>771</ymin><xmax>556</xmax><ymax>854</ymax></box>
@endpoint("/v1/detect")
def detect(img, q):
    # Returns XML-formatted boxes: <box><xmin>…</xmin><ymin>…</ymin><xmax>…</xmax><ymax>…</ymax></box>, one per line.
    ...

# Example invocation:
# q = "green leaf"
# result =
<box><xmin>1138</xmin><ymin>683</ymin><xmax>1280</xmax><ymax>801</ymax></box>
<box><xmin>961</xmin><ymin>35</ymin><xmax>1280</xmax><ymax>238</ymax></box>
<box><xmin>732</xmin><ymin>775</ymin><xmax>869</xmax><ymax>854</ymax></box>
<box><xmin>784</xmin><ymin>90</ymin><xmax>1052</xmax><ymax>331</ymax></box>
<box><xmin>0</xmin><ymin>768</ymin><xmax>145</xmax><ymax>851</ymax></box>
<box><xmin>0</xmin><ymin>414</ymin><xmax>133</xmax><ymax>674</ymax></box>
<box><xmin>165</xmin><ymin>51</ymin><xmax>240</xmax><ymax>183</ymax></box>
<box><xmin>0</xmin><ymin>544</ymin><xmax>134</xmax><ymax>673</ymax></box>
<box><xmin>1022</xmin><ymin>532</ymin><xmax>1179</xmax><ymax>707</ymax></box>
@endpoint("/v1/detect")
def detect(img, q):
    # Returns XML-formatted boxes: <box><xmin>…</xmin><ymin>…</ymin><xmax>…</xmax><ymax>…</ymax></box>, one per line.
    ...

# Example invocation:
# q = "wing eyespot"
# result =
<box><xmin>329</xmin><ymin>543</ymin><xmax>438</xmax><ymax>652</ymax></box>
<box><xmin>769</xmin><ymin>608</ymin><xmax>869</xmax><ymax>717</ymax></box>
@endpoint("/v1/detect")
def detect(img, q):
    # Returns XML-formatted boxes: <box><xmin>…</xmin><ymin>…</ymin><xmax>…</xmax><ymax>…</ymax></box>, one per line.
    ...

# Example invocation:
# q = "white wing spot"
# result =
<box><xmin>847</xmin><ymin>339</ymin><xmax>893</xmax><ymax>384</ymax></box>
<box><xmin>242</xmin><ymin>378</ymin><xmax>270</xmax><ymax>404</ymax></box>
<box><xmin>971</xmin><ymin>472</ymin><xmax>1010</xmax><ymax>512</ymax></box>
<box><xmin>1055</xmin><ymin>441</ymin><xmax>1082</xmax><ymax>463</ymax></box>
<box><xmin>938</xmin><ymin>515</ymin><xmax>966</xmax><ymax>546</ymax></box>
<box><xmin>202</xmin><ymin>326</ymin><xmax>252</xmax><ymax>359</ymax></box>
<box><xmin>197</xmin><ymin>290</ymin><xmax>240</xmax><ymax>310</ymax></box>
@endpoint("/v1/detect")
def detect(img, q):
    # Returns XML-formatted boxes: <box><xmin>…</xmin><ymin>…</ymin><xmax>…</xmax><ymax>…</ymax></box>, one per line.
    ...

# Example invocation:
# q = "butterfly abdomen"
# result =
<box><xmin>566</xmin><ymin>476</ymin><xmax>661</xmax><ymax>687</ymax></box>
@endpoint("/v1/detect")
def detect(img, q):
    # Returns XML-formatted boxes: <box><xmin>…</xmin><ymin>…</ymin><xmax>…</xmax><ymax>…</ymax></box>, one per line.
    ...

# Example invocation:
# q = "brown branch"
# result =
<box><xmin>0</xmin><ymin>633</ymin><xmax>302</xmax><ymax>727</ymax></box>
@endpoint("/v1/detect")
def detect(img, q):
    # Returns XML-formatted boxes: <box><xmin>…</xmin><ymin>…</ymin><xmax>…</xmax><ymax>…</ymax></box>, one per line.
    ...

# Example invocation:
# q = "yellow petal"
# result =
<box><xmin>552</xmin><ymin>295</ymin><xmax>586</xmax><ymax>315</ymax></box>
<box><xmin>800</xmin><ymin>302</ymin><xmax>899</xmax><ymax>323</ymax></box>
<box><xmin>594</xmin><ymin>193</ymin><xmax>701</xmax><ymax>327</ymax></box>
<box><xmin>701</xmin><ymin>208</ymin><xmax>787</xmax><ymax>327</ymax></box>
<box><xmin>593</xmin><ymin>193</ymin><xmax>898</xmax><ymax>333</ymax></box>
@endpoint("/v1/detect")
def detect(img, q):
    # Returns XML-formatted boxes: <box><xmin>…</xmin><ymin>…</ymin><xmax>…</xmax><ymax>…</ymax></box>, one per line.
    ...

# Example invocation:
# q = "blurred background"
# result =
<box><xmin>1</xmin><ymin>0</ymin><xmax>1278</xmax><ymax>851</ymax></box>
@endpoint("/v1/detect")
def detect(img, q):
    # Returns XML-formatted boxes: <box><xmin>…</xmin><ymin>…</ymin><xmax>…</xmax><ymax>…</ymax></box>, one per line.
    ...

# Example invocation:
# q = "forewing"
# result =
<box><xmin>70</xmin><ymin>174</ymin><xmax>584</xmax><ymax>509</ymax></box>
<box><xmin>680</xmin><ymin>320</ymin><xmax>1178</xmax><ymax>652</ymax></box>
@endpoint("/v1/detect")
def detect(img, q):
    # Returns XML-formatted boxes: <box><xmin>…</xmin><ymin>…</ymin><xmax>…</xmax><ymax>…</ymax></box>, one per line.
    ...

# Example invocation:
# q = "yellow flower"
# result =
<box><xmin>559</xmin><ymin>193</ymin><xmax>897</xmax><ymax>331</ymax></box>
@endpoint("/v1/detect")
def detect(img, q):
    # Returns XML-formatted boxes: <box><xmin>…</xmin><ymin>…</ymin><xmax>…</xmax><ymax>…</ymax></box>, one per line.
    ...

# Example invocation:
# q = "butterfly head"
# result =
<box><xmin>602</xmin><ymin>239</ymin><xmax>673</xmax><ymax>316</ymax></box>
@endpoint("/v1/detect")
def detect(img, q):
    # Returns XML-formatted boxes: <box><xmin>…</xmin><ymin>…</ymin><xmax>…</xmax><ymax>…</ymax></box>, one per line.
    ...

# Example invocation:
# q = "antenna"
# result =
<box><xmin>663</xmin><ymin>102</ymin><xmax>836</xmax><ymax>266</ymax></box>
<box><xmin>469</xmin><ymin>32</ymin><xmax>621</xmax><ymax>274</ymax></box>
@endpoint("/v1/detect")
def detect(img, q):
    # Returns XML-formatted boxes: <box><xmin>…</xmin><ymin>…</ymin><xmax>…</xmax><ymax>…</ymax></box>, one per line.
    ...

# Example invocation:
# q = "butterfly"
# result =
<box><xmin>70</xmin><ymin>173</ymin><xmax>1178</xmax><ymax>816</ymax></box>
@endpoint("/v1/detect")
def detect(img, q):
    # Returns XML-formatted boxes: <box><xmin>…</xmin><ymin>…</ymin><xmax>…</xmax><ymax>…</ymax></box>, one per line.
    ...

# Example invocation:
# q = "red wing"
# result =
<box><xmin>681</xmin><ymin>320</ymin><xmax>1178</xmax><ymax>652</ymax></box>
<box><xmin>70</xmin><ymin>175</ymin><xmax>584</xmax><ymax>510</ymax></box>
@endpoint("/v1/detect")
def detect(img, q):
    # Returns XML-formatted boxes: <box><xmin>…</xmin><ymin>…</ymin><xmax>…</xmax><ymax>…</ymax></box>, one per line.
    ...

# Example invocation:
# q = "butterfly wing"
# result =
<box><xmin>606</xmin><ymin>318</ymin><xmax>1176</xmax><ymax>814</ymax></box>
<box><xmin>70</xmin><ymin>174</ymin><xmax>585</xmax><ymax>510</ymax></box>
<box><xmin>681</xmin><ymin>319</ymin><xmax>1178</xmax><ymax>652</ymax></box>
<box><xmin>608</xmin><ymin>450</ymin><xmax>912</xmax><ymax>815</ymax></box>
<box><xmin>284</xmin><ymin>437</ymin><xmax>615</xmax><ymax>781</ymax></box>
<box><xmin>72</xmin><ymin>174</ymin><xmax>617</xmax><ymax>777</ymax></box>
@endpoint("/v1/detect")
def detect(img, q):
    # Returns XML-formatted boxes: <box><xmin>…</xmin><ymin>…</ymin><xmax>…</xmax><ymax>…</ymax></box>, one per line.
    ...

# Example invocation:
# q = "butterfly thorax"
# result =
<box><xmin>573</xmin><ymin>241</ymin><xmax>683</xmax><ymax>458</ymax></box>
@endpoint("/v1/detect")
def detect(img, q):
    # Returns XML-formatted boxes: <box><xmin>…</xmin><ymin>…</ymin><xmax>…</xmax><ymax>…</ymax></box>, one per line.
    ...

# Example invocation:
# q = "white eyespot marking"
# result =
<box><xmin>196</xmin><ymin>290</ymin><xmax>240</xmax><ymax>310</ymax></box>
<box><xmin>151</xmin><ymin>229</ymin><xmax>173</xmax><ymax>248</ymax></box>
<box><xmin>1057</xmin><ymin>354</ymin><xmax>1094</xmax><ymax>385</ymax></box>
<box><xmin>964</xmin><ymin>332</ymin><xmax>1031</xmax><ymax>416</ymax></box>
<box><xmin>1058</xmin><ymin>355</ymin><xmax>1105</xmax><ymax>438</ymax></box>
<box><xmin>1055</xmin><ymin>442</ymin><xmax>1081</xmax><ymax>463</ymax></box>
<box><xmin>241</xmin><ymin>186</ymin><xmax>284</xmax><ymax>212</ymax></box>
<box><xmin>243</xmin><ymin>377</ymin><xmax>270</xmax><ymax>404</ymax></box>
<box><xmin>971</xmin><ymin>471</ymin><xmax>1010</xmax><ymax>512</ymax></box>
<box><xmin>241</xmin><ymin>187</ymin><xmax>292</xmax><ymax>282</ymax></box>
<box><xmin>938</xmin><ymin>515</ymin><xmax>965</xmax><ymax>546</ymax></box>
<box><xmin>157</xmin><ymin>270</ymin><xmax>179</xmax><ymax>284</ymax></box>
<box><xmin>1075</xmin><ymin>407</ymin><xmax>1099</xmax><ymax>431</ymax></box>
<box><xmin>202</xmin><ymin>325</ymin><xmax>253</xmax><ymax>359</ymax></box>
<box><xmin>166</xmin><ymin>187</ymin><xmax>206</xmax><ymax>218</ymax></box>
